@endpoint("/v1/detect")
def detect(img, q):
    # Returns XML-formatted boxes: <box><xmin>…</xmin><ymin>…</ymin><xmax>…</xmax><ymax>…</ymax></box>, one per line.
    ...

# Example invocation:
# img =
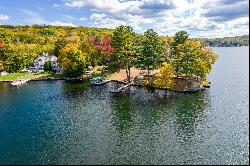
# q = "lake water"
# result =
<box><xmin>0</xmin><ymin>47</ymin><xmax>249</xmax><ymax>165</ymax></box>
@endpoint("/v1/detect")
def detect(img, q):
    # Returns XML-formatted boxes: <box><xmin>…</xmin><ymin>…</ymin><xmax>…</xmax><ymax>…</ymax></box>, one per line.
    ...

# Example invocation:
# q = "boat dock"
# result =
<box><xmin>109</xmin><ymin>83</ymin><xmax>131</xmax><ymax>93</ymax></box>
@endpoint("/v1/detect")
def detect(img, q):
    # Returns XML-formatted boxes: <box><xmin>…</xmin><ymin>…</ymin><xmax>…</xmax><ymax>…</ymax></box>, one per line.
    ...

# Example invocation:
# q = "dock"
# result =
<box><xmin>109</xmin><ymin>83</ymin><xmax>131</xmax><ymax>93</ymax></box>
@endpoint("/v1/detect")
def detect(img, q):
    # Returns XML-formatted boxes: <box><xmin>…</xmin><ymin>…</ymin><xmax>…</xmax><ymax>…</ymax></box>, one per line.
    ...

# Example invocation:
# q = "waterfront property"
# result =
<box><xmin>0</xmin><ymin>70</ymin><xmax>8</xmax><ymax>76</ymax></box>
<box><xmin>30</xmin><ymin>53</ymin><xmax>62</xmax><ymax>73</ymax></box>
<box><xmin>0</xmin><ymin>47</ymin><xmax>248</xmax><ymax>165</ymax></box>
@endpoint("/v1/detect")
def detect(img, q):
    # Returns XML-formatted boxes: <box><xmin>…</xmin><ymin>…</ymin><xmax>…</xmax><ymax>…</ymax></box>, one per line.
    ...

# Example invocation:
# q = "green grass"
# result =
<box><xmin>29</xmin><ymin>73</ymin><xmax>64</xmax><ymax>80</ymax></box>
<box><xmin>0</xmin><ymin>72</ymin><xmax>64</xmax><ymax>81</ymax></box>
<box><xmin>0</xmin><ymin>72</ymin><xmax>32</xmax><ymax>81</ymax></box>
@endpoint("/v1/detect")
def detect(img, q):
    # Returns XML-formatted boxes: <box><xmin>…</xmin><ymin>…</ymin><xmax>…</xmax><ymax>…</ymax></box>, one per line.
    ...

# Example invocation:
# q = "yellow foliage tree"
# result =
<box><xmin>153</xmin><ymin>62</ymin><xmax>174</xmax><ymax>89</ymax></box>
<box><xmin>58</xmin><ymin>43</ymin><xmax>87</xmax><ymax>77</ymax></box>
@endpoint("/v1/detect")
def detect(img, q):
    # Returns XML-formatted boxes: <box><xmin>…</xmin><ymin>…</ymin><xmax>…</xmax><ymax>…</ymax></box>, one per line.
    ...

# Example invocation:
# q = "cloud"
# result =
<box><xmin>20</xmin><ymin>9</ymin><xmax>48</xmax><ymax>24</ymax></box>
<box><xmin>65</xmin><ymin>0</ymin><xmax>126</xmax><ymax>9</ymax></box>
<box><xmin>203</xmin><ymin>0</ymin><xmax>249</xmax><ymax>22</ymax></box>
<box><xmin>62</xmin><ymin>14</ymin><xmax>75</xmax><ymax>20</ymax></box>
<box><xmin>0</xmin><ymin>14</ymin><xmax>10</xmax><ymax>21</ymax></box>
<box><xmin>90</xmin><ymin>13</ymin><xmax>106</xmax><ymax>20</ymax></box>
<box><xmin>49</xmin><ymin>20</ymin><xmax>76</xmax><ymax>27</ymax></box>
<box><xmin>63</xmin><ymin>0</ymin><xmax>249</xmax><ymax>37</ymax></box>
<box><xmin>139</xmin><ymin>0</ymin><xmax>177</xmax><ymax>10</ymax></box>
<box><xmin>79</xmin><ymin>17</ymin><xmax>87</xmax><ymax>21</ymax></box>
<box><xmin>218</xmin><ymin>0</ymin><xmax>248</xmax><ymax>5</ymax></box>
<box><xmin>3</xmin><ymin>0</ymin><xmax>246</xmax><ymax>38</ymax></box>
<box><xmin>20</xmin><ymin>9</ymin><xmax>76</xmax><ymax>27</ymax></box>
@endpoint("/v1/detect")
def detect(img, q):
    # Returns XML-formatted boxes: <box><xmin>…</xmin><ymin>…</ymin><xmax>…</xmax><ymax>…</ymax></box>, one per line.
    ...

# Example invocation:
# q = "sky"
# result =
<box><xmin>0</xmin><ymin>0</ymin><xmax>249</xmax><ymax>38</ymax></box>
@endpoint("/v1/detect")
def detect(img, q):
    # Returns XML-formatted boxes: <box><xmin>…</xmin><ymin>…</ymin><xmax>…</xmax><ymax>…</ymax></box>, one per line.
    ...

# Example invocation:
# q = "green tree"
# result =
<box><xmin>111</xmin><ymin>25</ymin><xmax>137</xmax><ymax>82</ymax></box>
<box><xmin>44</xmin><ymin>60</ymin><xmax>52</xmax><ymax>72</ymax></box>
<box><xmin>172</xmin><ymin>31</ymin><xmax>189</xmax><ymax>46</ymax></box>
<box><xmin>136</xmin><ymin>29</ymin><xmax>165</xmax><ymax>76</ymax></box>
<box><xmin>174</xmin><ymin>40</ymin><xmax>218</xmax><ymax>81</ymax></box>
<box><xmin>170</xmin><ymin>31</ymin><xmax>190</xmax><ymax>76</ymax></box>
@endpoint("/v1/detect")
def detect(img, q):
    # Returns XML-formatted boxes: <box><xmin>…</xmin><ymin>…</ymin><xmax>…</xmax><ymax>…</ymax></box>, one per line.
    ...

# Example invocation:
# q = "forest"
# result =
<box><xmin>199</xmin><ymin>35</ymin><xmax>249</xmax><ymax>47</ymax></box>
<box><xmin>0</xmin><ymin>25</ymin><xmax>218</xmax><ymax>88</ymax></box>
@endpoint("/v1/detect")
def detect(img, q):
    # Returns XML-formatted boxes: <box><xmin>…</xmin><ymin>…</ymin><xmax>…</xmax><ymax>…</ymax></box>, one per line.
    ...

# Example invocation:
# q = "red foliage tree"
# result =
<box><xmin>89</xmin><ymin>36</ymin><xmax>113</xmax><ymax>55</ymax></box>
<box><xmin>0</xmin><ymin>39</ymin><xmax>4</xmax><ymax>46</ymax></box>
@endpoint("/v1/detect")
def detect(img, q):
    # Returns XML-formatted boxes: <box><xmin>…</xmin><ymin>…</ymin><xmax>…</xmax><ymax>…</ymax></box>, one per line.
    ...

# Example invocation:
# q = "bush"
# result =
<box><xmin>44</xmin><ymin>61</ymin><xmax>52</xmax><ymax>72</ymax></box>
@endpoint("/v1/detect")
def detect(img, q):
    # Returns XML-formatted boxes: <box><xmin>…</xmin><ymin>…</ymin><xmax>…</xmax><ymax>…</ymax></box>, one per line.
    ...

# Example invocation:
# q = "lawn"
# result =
<box><xmin>29</xmin><ymin>73</ymin><xmax>64</xmax><ymax>80</ymax></box>
<box><xmin>0</xmin><ymin>72</ymin><xmax>33</xmax><ymax>81</ymax></box>
<box><xmin>0</xmin><ymin>72</ymin><xmax>64</xmax><ymax>81</ymax></box>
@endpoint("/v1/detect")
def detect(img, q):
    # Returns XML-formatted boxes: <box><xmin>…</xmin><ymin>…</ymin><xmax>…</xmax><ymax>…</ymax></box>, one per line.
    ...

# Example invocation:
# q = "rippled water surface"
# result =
<box><xmin>0</xmin><ymin>47</ymin><xmax>249</xmax><ymax>164</ymax></box>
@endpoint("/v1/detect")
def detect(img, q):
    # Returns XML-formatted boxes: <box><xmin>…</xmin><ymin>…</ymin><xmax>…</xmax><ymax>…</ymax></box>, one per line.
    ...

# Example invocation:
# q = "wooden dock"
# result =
<box><xmin>109</xmin><ymin>83</ymin><xmax>131</xmax><ymax>93</ymax></box>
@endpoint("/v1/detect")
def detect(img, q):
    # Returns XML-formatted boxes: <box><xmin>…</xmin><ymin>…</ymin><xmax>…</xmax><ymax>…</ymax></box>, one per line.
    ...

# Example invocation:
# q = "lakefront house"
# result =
<box><xmin>0</xmin><ymin>70</ymin><xmax>8</xmax><ymax>76</ymax></box>
<box><xmin>31</xmin><ymin>53</ymin><xmax>62</xmax><ymax>73</ymax></box>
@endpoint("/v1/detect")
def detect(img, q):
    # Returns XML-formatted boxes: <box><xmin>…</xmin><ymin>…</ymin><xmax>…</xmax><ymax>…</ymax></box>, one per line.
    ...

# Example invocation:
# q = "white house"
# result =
<box><xmin>0</xmin><ymin>71</ymin><xmax>8</xmax><ymax>76</ymax></box>
<box><xmin>33</xmin><ymin>53</ymin><xmax>57</xmax><ymax>69</ymax></box>
<box><xmin>32</xmin><ymin>53</ymin><xmax>62</xmax><ymax>72</ymax></box>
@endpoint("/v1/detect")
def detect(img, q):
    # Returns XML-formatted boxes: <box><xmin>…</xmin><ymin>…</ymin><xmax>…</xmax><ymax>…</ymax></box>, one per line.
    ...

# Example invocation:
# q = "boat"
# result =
<box><xmin>90</xmin><ymin>77</ymin><xmax>110</xmax><ymax>85</ymax></box>
<box><xmin>11</xmin><ymin>79</ymin><xmax>29</xmax><ymax>86</ymax></box>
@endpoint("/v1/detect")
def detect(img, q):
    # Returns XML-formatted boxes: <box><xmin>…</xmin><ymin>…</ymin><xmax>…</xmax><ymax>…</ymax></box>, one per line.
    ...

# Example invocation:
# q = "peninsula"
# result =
<box><xmin>0</xmin><ymin>25</ymin><xmax>218</xmax><ymax>92</ymax></box>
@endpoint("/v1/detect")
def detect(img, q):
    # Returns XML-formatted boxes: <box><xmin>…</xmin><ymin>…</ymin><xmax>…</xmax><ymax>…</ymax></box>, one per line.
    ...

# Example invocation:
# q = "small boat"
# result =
<box><xmin>11</xmin><ymin>79</ymin><xmax>29</xmax><ymax>86</ymax></box>
<box><xmin>90</xmin><ymin>77</ymin><xmax>110</xmax><ymax>85</ymax></box>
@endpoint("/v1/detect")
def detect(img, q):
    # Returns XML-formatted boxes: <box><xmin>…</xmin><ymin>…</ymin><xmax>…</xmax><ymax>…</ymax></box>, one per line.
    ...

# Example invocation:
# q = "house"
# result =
<box><xmin>32</xmin><ymin>53</ymin><xmax>62</xmax><ymax>73</ymax></box>
<box><xmin>0</xmin><ymin>71</ymin><xmax>8</xmax><ymax>76</ymax></box>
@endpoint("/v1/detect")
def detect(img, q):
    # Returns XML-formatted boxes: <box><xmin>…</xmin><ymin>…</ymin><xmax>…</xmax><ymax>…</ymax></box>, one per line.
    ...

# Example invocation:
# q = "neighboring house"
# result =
<box><xmin>0</xmin><ymin>71</ymin><xmax>8</xmax><ymax>76</ymax></box>
<box><xmin>32</xmin><ymin>53</ymin><xmax>62</xmax><ymax>72</ymax></box>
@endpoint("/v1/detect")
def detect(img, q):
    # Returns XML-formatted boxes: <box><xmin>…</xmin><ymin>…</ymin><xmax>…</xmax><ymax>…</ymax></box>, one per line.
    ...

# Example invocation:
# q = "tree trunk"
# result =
<box><xmin>125</xmin><ymin>67</ymin><xmax>130</xmax><ymax>83</ymax></box>
<box><xmin>128</xmin><ymin>66</ymin><xmax>131</xmax><ymax>83</ymax></box>
<box><xmin>147</xmin><ymin>65</ymin><xmax>150</xmax><ymax>76</ymax></box>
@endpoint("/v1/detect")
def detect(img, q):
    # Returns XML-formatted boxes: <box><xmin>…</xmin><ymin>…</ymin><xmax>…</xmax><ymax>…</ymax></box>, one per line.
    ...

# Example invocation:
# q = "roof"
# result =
<box><xmin>35</xmin><ymin>53</ymin><xmax>57</xmax><ymax>62</ymax></box>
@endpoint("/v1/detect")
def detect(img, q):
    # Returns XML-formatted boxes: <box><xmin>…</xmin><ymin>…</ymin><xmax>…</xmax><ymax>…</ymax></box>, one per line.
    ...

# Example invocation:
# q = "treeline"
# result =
<box><xmin>0</xmin><ymin>25</ymin><xmax>218</xmax><ymax>87</ymax></box>
<box><xmin>0</xmin><ymin>25</ymin><xmax>111</xmax><ymax>73</ymax></box>
<box><xmin>197</xmin><ymin>35</ymin><xmax>249</xmax><ymax>47</ymax></box>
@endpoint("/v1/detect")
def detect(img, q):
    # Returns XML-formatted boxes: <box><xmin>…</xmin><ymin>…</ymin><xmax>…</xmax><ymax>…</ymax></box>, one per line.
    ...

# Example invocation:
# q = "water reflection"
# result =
<box><xmin>110</xmin><ymin>95</ymin><xmax>133</xmax><ymax>132</ymax></box>
<box><xmin>173</xmin><ymin>91</ymin><xmax>210</xmax><ymax>142</ymax></box>
<box><xmin>61</xmin><ymin>80</ymin><xmax>91</xmax><ymax>97</ymax></box>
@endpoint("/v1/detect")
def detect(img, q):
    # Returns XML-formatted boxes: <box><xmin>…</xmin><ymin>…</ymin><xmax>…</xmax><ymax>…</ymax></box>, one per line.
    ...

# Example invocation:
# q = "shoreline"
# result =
<box><xmin>111</xmin><ymin>79</ymin><xmax>208</xmax><ymax>94</ymax></box>
<box><xmin>0</xmin><ymin>75</ymin><xmax>209</xmax><ymax>94</ymax></box>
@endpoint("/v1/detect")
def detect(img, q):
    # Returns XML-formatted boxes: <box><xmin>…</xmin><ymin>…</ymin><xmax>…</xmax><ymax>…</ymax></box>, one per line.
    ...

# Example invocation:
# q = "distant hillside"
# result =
<box><xmin>197</xmin><ymin>35</ymin><xmax>249</xmax><ymax>47</ymax></box>
<box><xmin>0</xmin><ymin>25</ymin><xmax>112</xmax><ymax>45</ymax></box>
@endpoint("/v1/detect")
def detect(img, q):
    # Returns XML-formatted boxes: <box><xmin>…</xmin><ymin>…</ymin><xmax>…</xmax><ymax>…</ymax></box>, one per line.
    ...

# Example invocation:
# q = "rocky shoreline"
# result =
<box><xmin>110</xmin><ymin>79</ymin><xmax>209</xmax><ymax>94</ymax></box>
<box><xmin>1</xmin><ymin>76</ymin><xmax>210</xmax><ymax>94</ymax></box>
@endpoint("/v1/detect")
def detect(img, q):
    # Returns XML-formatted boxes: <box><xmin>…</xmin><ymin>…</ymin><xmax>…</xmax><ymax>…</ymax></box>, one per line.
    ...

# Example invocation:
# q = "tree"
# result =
<box><xmin>154</xmin><ymin>62</ymin><xmax>174</xmax><ymax>89</ymax></box>
<box><xmin>58</xmin><ymin>43</ymin><xmax>87</xmax><ymax>77</ymax></box>
<box><xmin>172</xmin><ymin>31</ymin><xmax>189</xmax><ymax>46</ymax></box>
<box><xmin>0</xmin><ymin>39</ymin><xmax>4</xmax><ymax>46</ymax></box>
<box><xmin>111</xmin><ymin>25</ymin><xmax>137</xmax><ymax>82</ymax></box>
<box><xmin>88</xmin><ymin>36</ymin><xmax>113</xmax><ymax>66</ymax></box>
<box><xmin>54</xmin><ymin>37</ymin><xmax>68</xmax><ymax>57</ymax></box>
<box><xmin>0</xmin><ymin>60</ymin><xmax>4</xmax><ymax>71</ymax></box>
<box><xmin>136</xmin><ymin>29</ymin><xmax>165</xmax><ymax>76</ymax></box>
<box><xmin>44</xmin><ymin>60</ymin><xmax>52</xmax><ymax>72</ymax></box>
<box><xmin>174</xmin><ymin>40</ymin><xmax>218</xmax><ymax>81</ymax></box>
<box><xmin>170</xmin><ymin>31</ymin><xmax>190</xmax><ymax>76</ymax></box>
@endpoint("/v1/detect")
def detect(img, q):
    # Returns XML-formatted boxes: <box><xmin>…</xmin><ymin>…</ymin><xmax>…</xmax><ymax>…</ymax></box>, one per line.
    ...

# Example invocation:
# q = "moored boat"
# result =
<box><xmin>11</xmin><ymin>79</ymin><xmax>29</xmax><ymax>86</ymax></box>
<box><xmin>90</xmin><ymin>77</ymin><xmax>110</xmax><ymax>85</ymax></box>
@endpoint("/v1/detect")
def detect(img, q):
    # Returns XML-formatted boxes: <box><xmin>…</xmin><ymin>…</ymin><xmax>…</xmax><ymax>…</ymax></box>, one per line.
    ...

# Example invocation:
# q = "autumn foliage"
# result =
<box><xmin>88</xmin><ymin>36</ymin><xmax>113</xmax><ymax>55</ymax></box>
<box><xmin>0</xmin><ymin>39</ymin><xmax>4</xmax><ymax>46</ymax></box>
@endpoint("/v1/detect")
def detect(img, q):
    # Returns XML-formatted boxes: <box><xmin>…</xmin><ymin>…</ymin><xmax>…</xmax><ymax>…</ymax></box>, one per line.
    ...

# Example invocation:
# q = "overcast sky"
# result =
<box><xmin>0</xmin><ymin>0</ymin><xmax>249</xmax><ymax>38</ymax></box>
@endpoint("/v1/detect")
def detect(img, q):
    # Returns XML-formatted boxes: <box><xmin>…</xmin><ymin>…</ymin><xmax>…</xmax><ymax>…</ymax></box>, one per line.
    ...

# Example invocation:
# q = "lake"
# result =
<box><xmin>0</xmin><ymin>47</ymin><xmax>249</xmax><ymax>165</ymax></box>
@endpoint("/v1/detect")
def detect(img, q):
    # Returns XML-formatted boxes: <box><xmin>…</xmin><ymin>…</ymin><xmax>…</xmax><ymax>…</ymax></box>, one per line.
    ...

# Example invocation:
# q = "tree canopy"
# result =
<box><xmin>110</xmin><ymin>25</ymin><xmax>137</xmax><ymax>82</ymax></box>
<box><xmin>0</xmin><ymin>25</ymin><xmax>219</xmax><ymax>84</ymax></box>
